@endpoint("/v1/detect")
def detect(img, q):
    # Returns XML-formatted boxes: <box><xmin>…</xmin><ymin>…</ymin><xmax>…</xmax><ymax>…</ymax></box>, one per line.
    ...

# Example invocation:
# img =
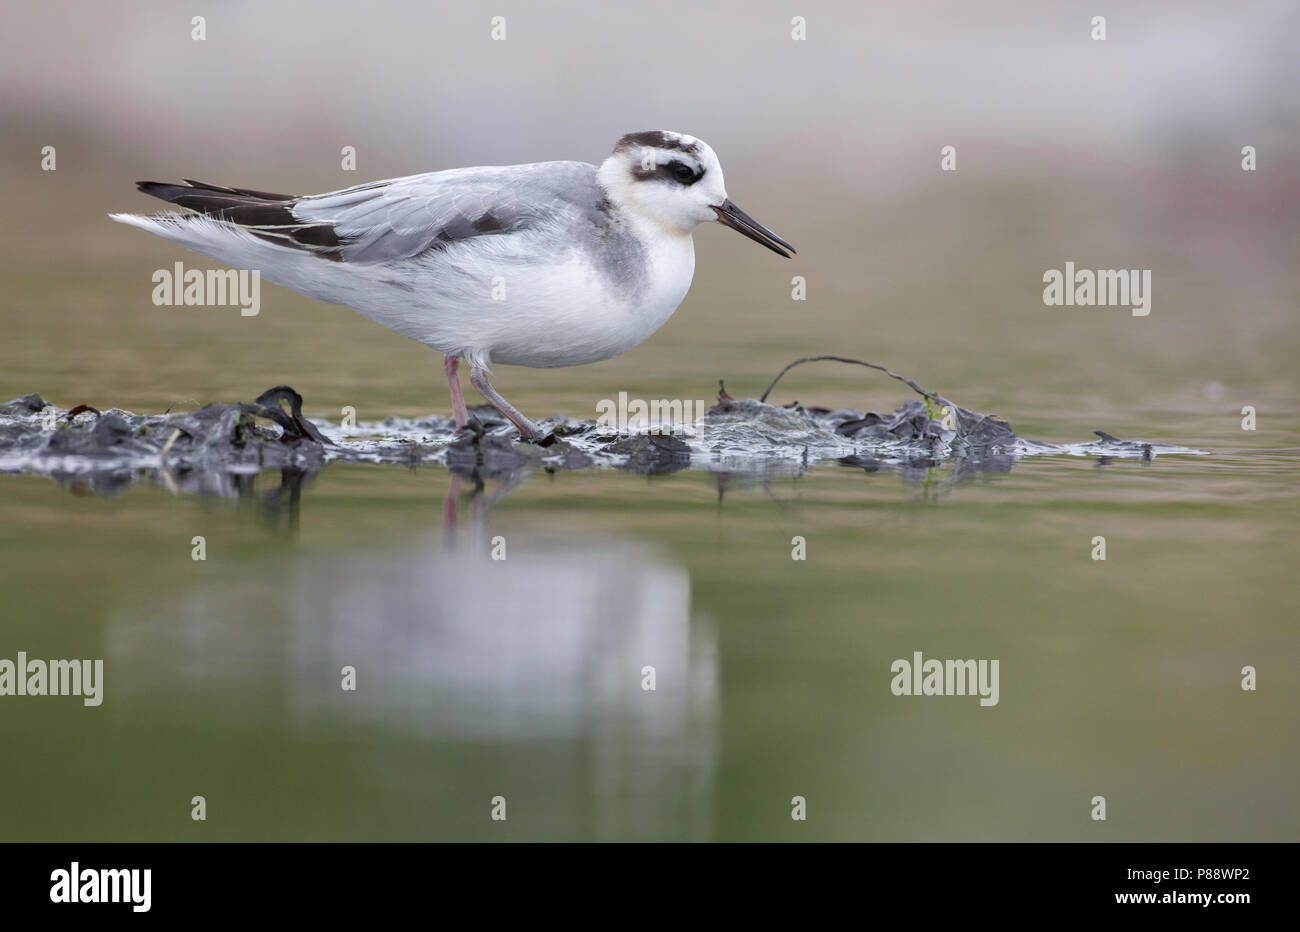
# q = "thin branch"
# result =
<box><xmin>758</xmin><ymin>355</ymin><xmax>955</xmax><ymax>411</ymax></box>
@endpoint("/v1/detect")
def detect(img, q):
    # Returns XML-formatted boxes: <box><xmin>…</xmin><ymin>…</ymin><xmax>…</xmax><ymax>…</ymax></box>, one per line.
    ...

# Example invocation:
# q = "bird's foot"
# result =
<box><xmin>515</xmin><ymin>424</ymin><xmax>556</xmax><ymax>447</ymax></box>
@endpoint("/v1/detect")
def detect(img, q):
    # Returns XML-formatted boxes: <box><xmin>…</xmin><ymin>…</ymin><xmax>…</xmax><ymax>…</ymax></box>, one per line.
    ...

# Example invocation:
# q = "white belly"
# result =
<box><xmin>486</xmin><ymin>236</ymin><xmax>695</xmax><ymax>368</ymax></box>
<box><xmin>342</xmin><ymin>229</ymin><xmax>698</xmax><ymax>370</ymax></box>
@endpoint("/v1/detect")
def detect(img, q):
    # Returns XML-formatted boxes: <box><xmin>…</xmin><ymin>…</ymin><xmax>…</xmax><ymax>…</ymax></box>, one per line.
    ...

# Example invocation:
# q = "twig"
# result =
<box><xmin>159</xmin><ymin>428</ymin><xmax>182</xmax><ymax>494</ymax></box>
<box><xmin>759</xmin><ymin>355</ymin><xmax>956</xmax><ymax>411</ymax></box>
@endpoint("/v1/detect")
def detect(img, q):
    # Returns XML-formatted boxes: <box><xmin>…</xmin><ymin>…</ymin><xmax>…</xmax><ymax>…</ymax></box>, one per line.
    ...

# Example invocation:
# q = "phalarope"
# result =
<box><xmin>111</xmin><ymin>130</ymin><xmax>795</xmax><ymax>442</ymax></box>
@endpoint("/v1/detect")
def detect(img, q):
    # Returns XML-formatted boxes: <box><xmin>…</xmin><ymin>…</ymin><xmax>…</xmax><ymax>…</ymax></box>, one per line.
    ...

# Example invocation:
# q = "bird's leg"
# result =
<box><xmin>444</xmin><ymin>354</ymin><xmax>468</xmax><ymax>429</ymax></box>
<box><xmin>468</xmin><ymin>365</ymin><xmax>553</xmax><ymax>444</ymax></box>
<box><xmin>442</xmin><ymin>471</ymin><xmax>462</xmax><ymax>534</ymax></box>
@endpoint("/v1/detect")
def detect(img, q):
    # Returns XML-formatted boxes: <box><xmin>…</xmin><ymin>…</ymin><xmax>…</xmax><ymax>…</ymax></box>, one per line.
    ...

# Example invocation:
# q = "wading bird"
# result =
<box><xmin>112</xmin><ymin>131</ymin><xmax>794</xmax><ymax>442</ymax></box>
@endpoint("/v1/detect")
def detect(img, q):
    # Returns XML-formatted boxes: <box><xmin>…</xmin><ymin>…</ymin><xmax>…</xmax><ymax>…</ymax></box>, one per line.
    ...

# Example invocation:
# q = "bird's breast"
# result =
<box><xmin>388</xmin><ymin>224</ymin><xmax>696</xmax><ymax>369</ymax></box>
<box><xmin>627</xmin><ymin>231</ymin><xmax>696</xmax><ymax>329</ymax></box>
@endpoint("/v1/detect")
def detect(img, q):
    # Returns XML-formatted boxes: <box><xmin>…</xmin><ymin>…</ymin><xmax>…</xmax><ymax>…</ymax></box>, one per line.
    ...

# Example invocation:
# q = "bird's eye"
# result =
<box><xmin>671</xmin><ymin>163</ymin><xmax>695</xmax><ymax>183</ymax></box>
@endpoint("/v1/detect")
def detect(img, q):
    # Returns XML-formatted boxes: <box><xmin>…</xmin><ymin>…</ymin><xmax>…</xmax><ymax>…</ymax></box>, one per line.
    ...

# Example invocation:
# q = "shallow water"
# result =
<box><xmin>2</xmin><ymin>131</ymin><xmax>1297</xmax><ymax>840</ymax></box>
<box><xmin>1</xmin><ymin>394</ymin><xmax>1295</xmax><ymax>840</ymax></box>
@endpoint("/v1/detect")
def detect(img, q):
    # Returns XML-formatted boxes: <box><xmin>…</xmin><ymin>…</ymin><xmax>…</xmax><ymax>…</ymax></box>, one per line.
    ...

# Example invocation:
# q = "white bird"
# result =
<box><xmin>110</xmin><ymin>130</ymin><xmax>794</xmax><ymax>443</ymax></box>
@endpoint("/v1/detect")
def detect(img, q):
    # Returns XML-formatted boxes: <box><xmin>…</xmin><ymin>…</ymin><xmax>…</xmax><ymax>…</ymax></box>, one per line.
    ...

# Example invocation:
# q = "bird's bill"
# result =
<box><xmin>711</xmin><ymin>199</ymin><xmax>796</xmax><ymax>258</ymax></box>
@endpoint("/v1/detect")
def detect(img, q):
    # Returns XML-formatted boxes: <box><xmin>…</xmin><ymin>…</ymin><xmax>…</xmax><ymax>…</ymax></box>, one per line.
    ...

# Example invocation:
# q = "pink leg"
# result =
<box><xmin>443</xmin><ymin>472</ymin><xmax>461</xmax><ymax>531</ymax></box>
<box><xmin>444</xmin><ymin>355</ymin><xmax>468</xmax><ymax>428</ymax></box>
<box><xmin>468</xmin><ymin>365</ymin><xmax>550</xmax><ymax>443</ymax></box>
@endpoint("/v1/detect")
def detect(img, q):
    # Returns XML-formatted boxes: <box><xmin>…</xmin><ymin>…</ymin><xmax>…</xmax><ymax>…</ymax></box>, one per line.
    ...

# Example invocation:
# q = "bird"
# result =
<box><xmin>110</xmin><ymin>130</ymin><xmax>795</xmax><ymax>443</ymax></box>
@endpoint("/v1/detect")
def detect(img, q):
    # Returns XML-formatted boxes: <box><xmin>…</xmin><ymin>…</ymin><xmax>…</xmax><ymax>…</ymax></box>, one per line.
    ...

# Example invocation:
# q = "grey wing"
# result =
<box><xmin>131</xmin><ymin>161</ymin><xmax>606</xmax><ymax>264</ymax></box>
<box><xmin>291</xmin><ymin>161</ymin><xmax>605</xmax><ymax>263</ymax></box>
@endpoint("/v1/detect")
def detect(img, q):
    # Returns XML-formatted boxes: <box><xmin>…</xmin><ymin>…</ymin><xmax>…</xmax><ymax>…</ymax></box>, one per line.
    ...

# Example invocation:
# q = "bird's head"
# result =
<box><xmin>597</xmin><ymin>130</ymin><xmax>795</xmax><ymax>258</ymax></box>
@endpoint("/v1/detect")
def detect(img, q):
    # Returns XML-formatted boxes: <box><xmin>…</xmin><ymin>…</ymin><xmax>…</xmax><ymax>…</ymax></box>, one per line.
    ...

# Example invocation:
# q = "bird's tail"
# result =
<box><xmin>111</xmin><ymin>178</ymin><xmax>341</xmax><ymax>263</ymax></box>
<box><xmin>108</xmin><ymin>210</ymin><xmax>283</xmax><ymax>274</ymax></box>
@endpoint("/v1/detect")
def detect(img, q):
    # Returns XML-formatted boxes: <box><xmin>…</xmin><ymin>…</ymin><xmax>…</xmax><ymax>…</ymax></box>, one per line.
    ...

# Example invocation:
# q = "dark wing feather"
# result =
<box><xmin>134</xmin><ymin>162</ymin><xmax>604</xmax><ymax>264</ymax></box>
<box><xmin>135</xmin><ymin>179</ymin><xmax>343</xmax><ymax>258</ymax></box>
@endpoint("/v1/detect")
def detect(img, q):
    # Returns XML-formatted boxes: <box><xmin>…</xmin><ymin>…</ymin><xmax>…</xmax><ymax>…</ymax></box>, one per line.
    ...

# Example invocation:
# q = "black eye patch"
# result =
<box><xmin>629</xmin><ymin>155</ymin><xmax>704</xmax><ymax>186</ymax></box>
<box><xmin>661</xmin><ymin>160</ymin><xmax>703</xmax><ymax>186</ymax></box>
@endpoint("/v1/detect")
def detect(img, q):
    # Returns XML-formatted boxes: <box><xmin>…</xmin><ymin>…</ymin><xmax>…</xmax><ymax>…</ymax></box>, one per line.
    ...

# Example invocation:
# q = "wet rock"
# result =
<box><xmin>0</xmin><ymin>393</ymin><xmax>48</xmax><ymax>415</ymax></box>
<box><xmin>604</xmin><ymin>432</ymin><xmax>693</xmax><ymax>475</ymax></box>
<box><xmin>45</xmin><ymin>411</ymin><xmax>141</xmax><ymax>455</ymax></box>
<box><xmin>0</xmin><ymin>382</ymin><xmax>1200</xmax><ymax>500</ymax></box>
<box><xmin>1091</xmin><ymin>430</ymin><xmax>1155</xmax><ymax>461</ymax></box>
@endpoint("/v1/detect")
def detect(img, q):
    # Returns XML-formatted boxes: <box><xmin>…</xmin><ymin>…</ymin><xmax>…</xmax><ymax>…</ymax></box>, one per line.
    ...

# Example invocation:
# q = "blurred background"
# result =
<box><xmin>3</xmin><ymin>0</ymin><xmax>1296</xmax><ymax>424</ymax></box>
<box><xmin>0</xmin><ymin>0</ymin><xmax>1296</xmax><ymax>841</ymax></box>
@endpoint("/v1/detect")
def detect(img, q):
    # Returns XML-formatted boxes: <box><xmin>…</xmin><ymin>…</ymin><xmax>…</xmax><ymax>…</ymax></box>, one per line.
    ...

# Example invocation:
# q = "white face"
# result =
<box><xmin>598</xmin><ymin>131</ymin><xmax>728</xmax><ymax>234</ymax></box>
<box><xmin>598</xmin><ymin>131</ymin><xmax>795</xmax><ymax>258</ymax></box>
